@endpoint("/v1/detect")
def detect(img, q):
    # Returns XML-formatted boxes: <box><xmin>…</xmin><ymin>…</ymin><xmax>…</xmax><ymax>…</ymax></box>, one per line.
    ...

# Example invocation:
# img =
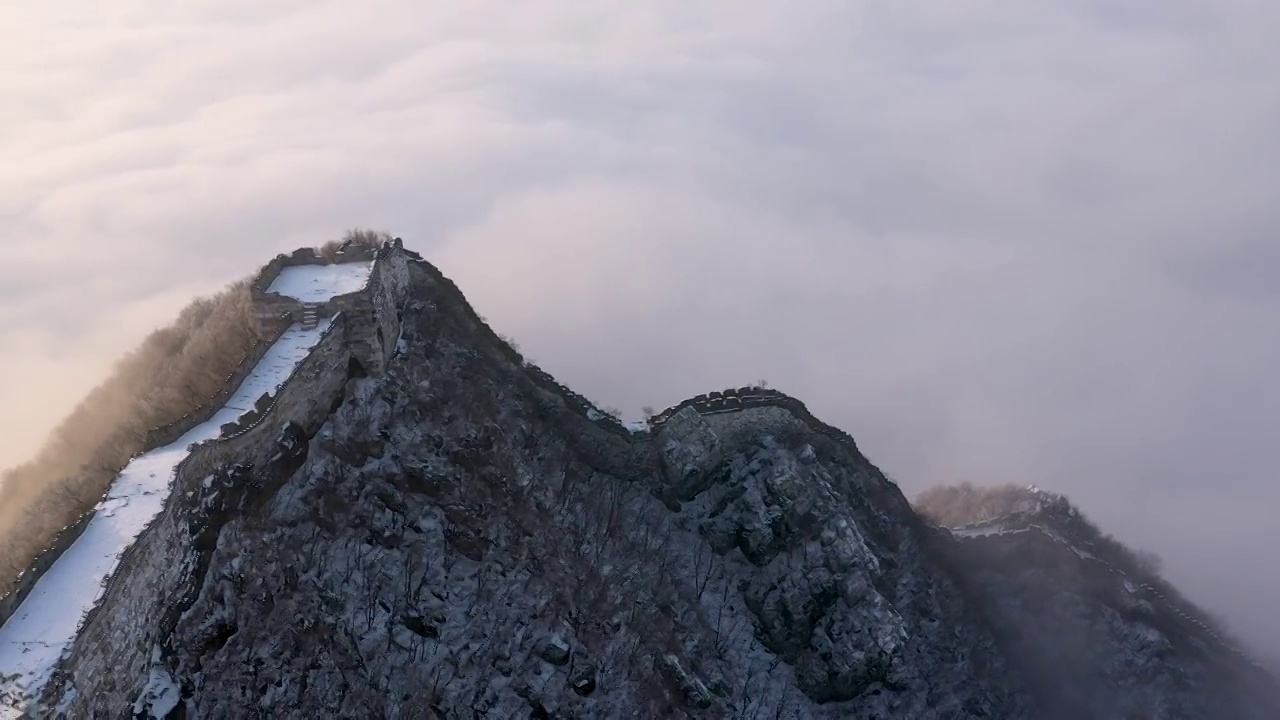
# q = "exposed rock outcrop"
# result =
<box><xmin>2</xmin><ymin>242</ymin><xmax>1276</xmax><ymax>719</ymax></box>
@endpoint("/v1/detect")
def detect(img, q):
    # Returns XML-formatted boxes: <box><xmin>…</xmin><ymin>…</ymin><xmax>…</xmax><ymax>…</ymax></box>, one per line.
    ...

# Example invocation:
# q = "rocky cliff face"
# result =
<box><xmin>4</xmin><ymin>245</ymin><xmax>1277</xmax><ymax>718</ymax></box>
<box><xmin>152</xmin><ymin>260</ymin><xmax>1027</xmax><ymax>719</ymax></box>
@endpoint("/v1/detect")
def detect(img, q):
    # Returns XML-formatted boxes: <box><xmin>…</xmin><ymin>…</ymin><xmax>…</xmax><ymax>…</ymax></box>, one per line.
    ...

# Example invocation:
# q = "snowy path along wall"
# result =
<box><xmin>0</xmin><ymin>320</ymin><xmax>334</xmax><ymax>715</ymax></box>
<box><xmin>0</xmin><ymin>256</ymin><xmax>378</xmax><ymax>712</ymax></box>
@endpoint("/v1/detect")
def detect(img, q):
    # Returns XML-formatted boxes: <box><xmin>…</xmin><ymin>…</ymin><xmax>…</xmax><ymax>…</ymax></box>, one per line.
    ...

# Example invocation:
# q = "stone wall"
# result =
<box><xmin>0</xmin><ymin>325</ymin><xmax>293</xmax><ymax>636</ymax></box>
<box><xmin>3</xmin><ymin>243</ymin><xmax>407</xmax><ymax>715</ymax></box>
<box><xmin>2</xmin><ymin>245</ymin><xmax>398</xmax><ymax>645</ymax></box>
<box><xmin>246</xmin><ymin>244</ymin><xmax>399</xmax><ymax>371</ymax></box>
<box><xmin>286</xmin><ymin>242</ymin><xmax>412</xmax><ymax>378</ymax></box>
<box><xmin>144</xmin><ymin>320</ymin><xmax>290</xmax><ymax>450</ymax></box>
<box><xmin>249</xmin><ymin>244</ymin><xmax>379</xmax><ymax>327</ymax></box>
<box><xmin>11</xmin><ymin>241</ymin><xmax>888</xmax><ymax>714</ymax></box>
<box><xmin>250</xmin><ymin>249</ymin><xmax>321</xmax><ymax>325</ymax></box>
<box><xmin>252</xmin><ymin>293</ymin><xmax>303</xmax><ymax>327</ymax></box>
<box><xmin>648</xmin><ymin>386</ymin><xmax>868</xmax><ymax>460</ymax></box>
<box><xmin>0</xmin><ymin>513</ymin><xmax>94</xmax><ymax>639</ymax></box>
<box><xmin>366</xmin><ymin>243</ymin><xmax>412</xmax><ymax>371</ymax></box>
<box><xmin>44</xmin><ymin>316</ymin><xmax>356</xmax><ymax>715</ymax></box>
<box><xmin>250</xmin><ymin>245</ymin><xmax>378</xmax><ymax>295</ymax></box>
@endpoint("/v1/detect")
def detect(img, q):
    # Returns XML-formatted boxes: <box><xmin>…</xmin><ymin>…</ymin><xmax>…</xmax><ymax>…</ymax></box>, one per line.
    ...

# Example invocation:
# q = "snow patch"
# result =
<box><xmin>266</xmin><ymin>261</ymin><xmax>373</xmax><ymax>303</ymax></box>
<box><xmin>52</xmin><ymin>684</ymin><xmax>77</xmax><ymax>718</ymax></box>
<box><xmin>132</xmin><ymin>658</ymin><xmax>181</xmax><ymax>718</ymax></box>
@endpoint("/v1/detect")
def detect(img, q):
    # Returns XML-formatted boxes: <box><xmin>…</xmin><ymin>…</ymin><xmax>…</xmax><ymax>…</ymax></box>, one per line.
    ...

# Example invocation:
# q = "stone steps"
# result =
<box><xmin>300</xmin><ymin>303</ymin><xmax>320</xmax><ymax>330</ymax></box>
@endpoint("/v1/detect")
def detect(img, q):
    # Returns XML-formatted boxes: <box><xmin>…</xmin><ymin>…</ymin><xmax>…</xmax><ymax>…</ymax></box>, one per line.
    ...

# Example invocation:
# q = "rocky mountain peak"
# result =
<box><xmin>0</xmin><ymin>240</ymin><xmax>1276</xmax><ymax>718</ymax></box>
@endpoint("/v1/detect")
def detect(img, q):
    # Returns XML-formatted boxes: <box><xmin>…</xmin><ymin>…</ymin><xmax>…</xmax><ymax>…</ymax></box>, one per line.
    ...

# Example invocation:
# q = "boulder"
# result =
<box><xmin>540</xmin><ymin>636</ymin><xmax>571</xmax><ymax>666</ymax></box>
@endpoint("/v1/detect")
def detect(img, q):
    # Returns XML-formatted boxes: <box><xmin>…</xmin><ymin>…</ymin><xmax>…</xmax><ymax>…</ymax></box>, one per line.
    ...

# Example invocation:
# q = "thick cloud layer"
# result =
<box><xmin>3</xmin><ymin>1</ymin><xmax>1279</xmax><ymax>662</ymax></box>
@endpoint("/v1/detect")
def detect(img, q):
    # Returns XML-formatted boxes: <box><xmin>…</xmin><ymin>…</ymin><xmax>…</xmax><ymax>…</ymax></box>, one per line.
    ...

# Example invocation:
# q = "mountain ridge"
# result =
<box><xmin>0</xmin><ymin>237</ymin><xmax>1276</xmax><ymax>718</ymax></box>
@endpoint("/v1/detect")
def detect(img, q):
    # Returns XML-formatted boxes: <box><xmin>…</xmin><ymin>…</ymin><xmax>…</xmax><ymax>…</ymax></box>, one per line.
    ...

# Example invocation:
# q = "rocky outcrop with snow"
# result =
<box><xmin>1</xmin><ymin>242</ymin><xmax>1276</xmax><ymax>718</ymax></box>
<box><xmin>150</xmin><ymin>259</ymin><xmax>1027</xmax><ymax>718</ymax></box>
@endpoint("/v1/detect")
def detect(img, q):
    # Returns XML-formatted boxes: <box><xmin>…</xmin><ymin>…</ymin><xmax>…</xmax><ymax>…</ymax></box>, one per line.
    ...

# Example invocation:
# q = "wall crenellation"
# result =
<box><xmin>249</xmin><ymin>243</ymin><xmax>381</xmax><ymax>327</ymax></box>
<box><xmin>144</xmin><ymin>319</ymin><xmax>292</xmax><ymax>450</ymax></box>
<box><xmin>646</xmin><ymin>386</ymin><xmax>865</xmax><ymax>458</ymax></box>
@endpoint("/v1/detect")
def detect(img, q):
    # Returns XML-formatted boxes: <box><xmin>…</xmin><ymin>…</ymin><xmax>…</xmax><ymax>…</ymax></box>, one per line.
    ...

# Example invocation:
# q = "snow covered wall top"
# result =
<box><xmin>249</xmin><ymin>245</ymin><xmax>378</xmax><ymax>329</ymax></box>
<box><xmin>0</xmin><ymin>244</ymin><xmax>408</xmax><ymax>717</ymax></box>
<box><xmin>266</xmin><ymin>262</ymin><xmax>374</xmax><ymax>303</ymax></box>
<box><xmin>0</xmin><ymin>320</ymin><xmax>336</xmax><ymax>716</ymax></box>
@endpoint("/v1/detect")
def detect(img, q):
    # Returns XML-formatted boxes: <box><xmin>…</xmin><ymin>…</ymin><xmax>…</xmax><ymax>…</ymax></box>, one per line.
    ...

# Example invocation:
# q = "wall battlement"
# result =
<box><xmin>649</xmin><ymin>387</ymin><xmax>865</xmax><ymax>457</ymax></box>
<box><xmin>249</xmin><ymin>243</ymin><xmax>378</xmax><ymax>328</ymax></box>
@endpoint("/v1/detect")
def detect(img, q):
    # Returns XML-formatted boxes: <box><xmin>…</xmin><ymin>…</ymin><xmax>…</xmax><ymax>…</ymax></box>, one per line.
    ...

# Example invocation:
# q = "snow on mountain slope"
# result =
<box><xmin>0</xmin><ymin>319</ymin><xmax>333</xmax><ymax>715</ymax></box>
<box><xmin>5</xmin><ymin>244</ymin><xmax>1278</xmax><ymax>718</ymax></box>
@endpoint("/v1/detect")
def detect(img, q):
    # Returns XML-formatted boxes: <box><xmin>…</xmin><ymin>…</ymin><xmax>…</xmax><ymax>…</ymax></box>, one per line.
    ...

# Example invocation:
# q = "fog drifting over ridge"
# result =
<box><xmin>3</xmin><ymin>1</ymin><xmax>1279</xmax><ymax>663</ymax></box>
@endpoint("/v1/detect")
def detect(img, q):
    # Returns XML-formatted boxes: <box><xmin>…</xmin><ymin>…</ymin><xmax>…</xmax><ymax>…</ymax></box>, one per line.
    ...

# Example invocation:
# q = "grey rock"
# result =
<box><xmin>540</xmin><ymin>635</ymin><xmax>571</xmax><ymax>666</ymax></box>
<box><xmin>568</xmin><ymin>664</ymin><xmax>596</xmax><ymax>697</ymax></box>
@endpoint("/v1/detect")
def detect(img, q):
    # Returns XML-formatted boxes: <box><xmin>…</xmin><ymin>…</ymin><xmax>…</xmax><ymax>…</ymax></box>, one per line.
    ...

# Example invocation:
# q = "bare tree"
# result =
<box><xmin>0</xmin><ymin>278</ymin><xmax>269</xmax><ymax>596</ymax></box>
<box><xmin>318</xmin><ymin>228</ymin><xmax>392</xmax><ymax>259</ymax></box>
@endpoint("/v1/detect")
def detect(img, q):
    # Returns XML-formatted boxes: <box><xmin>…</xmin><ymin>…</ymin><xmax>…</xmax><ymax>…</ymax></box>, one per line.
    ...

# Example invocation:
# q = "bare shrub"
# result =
<box><xmin>317</xmin><ymin>228</ymin><xmax>392</xmax><ymax>260</ymax></box>
<box><xmin>0</xmin><ymin>278</ymin><xmax>265</xmax><ymax>595</ymax></box>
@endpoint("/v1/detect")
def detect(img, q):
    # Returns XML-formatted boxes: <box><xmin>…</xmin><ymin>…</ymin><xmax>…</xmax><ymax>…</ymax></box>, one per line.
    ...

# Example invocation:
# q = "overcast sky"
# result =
<box><xmin>3</xmin><ymin>1</ymin><xmax>1279</xmax><ymax>661</ymax></box>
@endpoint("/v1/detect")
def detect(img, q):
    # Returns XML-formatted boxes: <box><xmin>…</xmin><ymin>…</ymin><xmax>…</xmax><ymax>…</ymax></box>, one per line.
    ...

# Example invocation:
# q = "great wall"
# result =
<box><xmin>0</xmin><ymin>238</ymin><xmax>902</xmax><ymax>715</ymax></box>
<box><xmin>0</xmin><ymin>239</ymin><xmax>411</xmax><ymax>715</ymax></box>
<box><xmin>949</xmin><ymin>507</ymin><xmax>1264</xmax><ymax>670</ymax></box>
<box><xmin>4</xmin><ymin>237</ymin><xmax>1277</xmax><ymax>718</ymax></box>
